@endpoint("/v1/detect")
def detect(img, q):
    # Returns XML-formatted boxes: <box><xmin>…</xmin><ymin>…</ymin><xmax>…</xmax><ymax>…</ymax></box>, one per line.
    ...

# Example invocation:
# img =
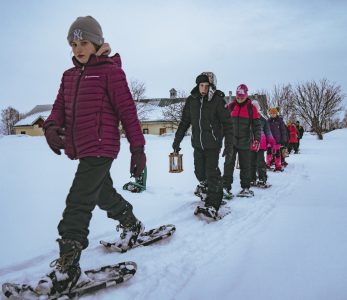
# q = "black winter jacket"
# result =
<box><xmin>173</xmin><ymin>87</ymin><xmax>232</xmax><ymax>150</ymax></box>
<box><xmin>228</xmin><ymin>99</ymin><xmax>261</xmax><ymax>150</ymax></box>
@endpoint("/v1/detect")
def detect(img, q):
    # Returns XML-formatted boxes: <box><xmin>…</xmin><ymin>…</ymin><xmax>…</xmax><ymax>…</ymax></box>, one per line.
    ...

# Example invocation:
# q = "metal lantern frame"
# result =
<box><xmin>169</xmin><ymin>152</ymin><xmax>183</xmax><ymax>173</ymax></box>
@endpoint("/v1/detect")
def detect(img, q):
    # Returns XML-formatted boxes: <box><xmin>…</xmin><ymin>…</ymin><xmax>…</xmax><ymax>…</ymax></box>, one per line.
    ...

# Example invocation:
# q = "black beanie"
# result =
<box><xmin>195</xmin><ymin>74</ymin><xmax>210</xmax><ymax>85</ymax></box>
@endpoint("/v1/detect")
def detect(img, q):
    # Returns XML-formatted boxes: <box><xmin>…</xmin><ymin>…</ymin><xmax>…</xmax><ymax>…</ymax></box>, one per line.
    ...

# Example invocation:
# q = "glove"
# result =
<box><xmin>252</xmin><ymin>140</ymin><xmax>260</xmax><ymax>152</ymax></box>
<box><xmin>130</xmin><ymin>145</ymin><xmax>146</xmax><ymax>177</ymax></box>
<box><xmin>44</xmin><ymin>123</ymin><xmax>65</xmax><ymax>155</ymax></box>
<box><xmin>172</xmin><ymin>141</ymin><xmax>181</xmax><ymax>153</ymax></box>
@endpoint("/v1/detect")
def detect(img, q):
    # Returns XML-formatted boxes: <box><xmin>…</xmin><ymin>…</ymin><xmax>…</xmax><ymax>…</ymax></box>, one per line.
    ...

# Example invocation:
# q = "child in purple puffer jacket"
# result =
<box><xmin>36</xmin><ymin>16</ymin><xmax>146</xmax><ymax>295</ymax></box>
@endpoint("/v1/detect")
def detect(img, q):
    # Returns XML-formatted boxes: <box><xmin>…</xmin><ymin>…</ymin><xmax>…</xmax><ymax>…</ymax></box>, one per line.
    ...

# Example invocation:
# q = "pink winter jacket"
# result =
<box><xmin>45</xmin><ymin>54</ymin><xmax>145</xmax><ymax>160</ymax></box>
<box><xmin>288</xmin><ymin>124</ymin><xmax>298</xmax><ymax>143</ymax></box>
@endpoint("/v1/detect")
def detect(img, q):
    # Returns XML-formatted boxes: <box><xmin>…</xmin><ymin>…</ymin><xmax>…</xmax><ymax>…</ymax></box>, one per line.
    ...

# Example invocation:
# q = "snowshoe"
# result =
<box><xmin>250</xmin><ymin>180</ymin><xmax>257</xmax><ymax>187</ymax></box>
<box><xmin>194</xmin><ymin>181</ymin><xmax>207</xmax><ymax>201</ymax></box>
<box><xmin>194</xmin><ymin>205</ymin><xmax>231</xmax><ymax>222</ymax></box>
<box><xmin>273</xmin><ymin>167</ymin><xmax>284</xmax><ymax>172</ymax></box>
<box><xmin>256</xmin><ymin>180</ymin><xmax>272</xmax><ymax>189</ymax></box>
<box><xmin>100</xmin><ymin>224</ymin><xmax>176</xmax><ymax>253</ymax></box>
<box><xmin>236</xmin><ymin>188</ymin><xmax>254</xmax><ymax>198</ymax></box>
<box><xmin>123</xmin><ymin>166</ymin><xmax>147</xmax><ymax>193</ymax></box>
<box><xmin>2</xmin><ymin>261</ymin><xmax>137</xmax><ymax>300</ymax></box>
<box><xmin>223</xmin><ymin>187</ymin><xmax>234</xmax><ymax>200</ymax></box>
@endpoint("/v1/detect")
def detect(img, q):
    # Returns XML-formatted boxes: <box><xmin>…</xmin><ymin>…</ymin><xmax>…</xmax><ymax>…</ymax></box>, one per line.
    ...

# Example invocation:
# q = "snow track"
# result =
<box><xmin>1</xmin><ymin>131</ymin><xmax>347</xmax><ymax>300</ymax></box>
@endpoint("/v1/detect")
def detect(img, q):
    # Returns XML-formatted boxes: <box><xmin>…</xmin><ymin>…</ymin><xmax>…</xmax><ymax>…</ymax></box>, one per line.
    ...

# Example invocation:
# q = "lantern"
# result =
<box><xmin>169</xmin><ymin>152</ymin><xmax>183</xmax><ymax>173</ymax></box>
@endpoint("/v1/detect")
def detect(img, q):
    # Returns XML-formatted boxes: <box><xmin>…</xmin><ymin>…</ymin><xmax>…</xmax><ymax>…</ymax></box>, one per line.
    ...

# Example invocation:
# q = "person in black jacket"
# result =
<box><xmin>172</xmin><ymin>72</ymin><xmax>232</xmax><ymax>220</ymax></box>
<box><xmin>296</xmin><ymin>121</ymin><xmax>304</xmax><ymax>153</ymax></box>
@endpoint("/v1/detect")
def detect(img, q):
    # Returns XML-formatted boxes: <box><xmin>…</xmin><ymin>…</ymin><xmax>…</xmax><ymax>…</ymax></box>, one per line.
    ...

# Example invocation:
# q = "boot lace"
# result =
<box><xmin>49</xmin><ymin>250</ymin><xmax>80</xmax><ymax>272</ymax></box>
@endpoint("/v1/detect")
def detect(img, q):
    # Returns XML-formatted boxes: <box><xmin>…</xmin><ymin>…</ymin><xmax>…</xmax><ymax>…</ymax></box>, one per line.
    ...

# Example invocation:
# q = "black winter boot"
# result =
<box><xmin>35</xmin><ymin>239</ymin><xmax>83</xmax><ymax>295</ymax></box>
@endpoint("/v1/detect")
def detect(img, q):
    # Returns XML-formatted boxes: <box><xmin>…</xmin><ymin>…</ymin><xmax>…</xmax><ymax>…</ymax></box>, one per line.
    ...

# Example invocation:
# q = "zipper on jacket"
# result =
<box><xmin>72</xmin><ymin>65</ymin><xmax>85</xmax><ymax>159</ymax></box>
<box><xmin>210</xmin><ymin>124</ymin><xmax>217</xmax><ymax>141</ymax></box>
<box><xmin>199</xmin><ymin>97</ymin><xmax>204</xmax><ymax>150</ymax></box>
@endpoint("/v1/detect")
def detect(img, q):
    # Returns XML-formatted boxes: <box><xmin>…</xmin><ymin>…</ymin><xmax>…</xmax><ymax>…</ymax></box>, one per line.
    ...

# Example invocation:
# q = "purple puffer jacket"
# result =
<box><xmin>267</xmin><ymin>116</ymin><xmax>288</xmax><ymax>145</ymax></box>
<box><xmin>45</xmin><ymin>54</ymin><xmax>145</xmax><ymax>160</ymax></box>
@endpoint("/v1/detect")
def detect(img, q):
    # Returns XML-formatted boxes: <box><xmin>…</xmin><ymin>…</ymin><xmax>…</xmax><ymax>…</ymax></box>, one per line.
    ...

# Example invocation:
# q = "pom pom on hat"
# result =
<box><xmin>236</xmin><ymin>84</ymin><xmax>248</xmax><ymax>99</ymax></box>
<box><xmin>67</xmin><ymin>16</ymin><xmax>104</xmax><ymax>46</ymax></box>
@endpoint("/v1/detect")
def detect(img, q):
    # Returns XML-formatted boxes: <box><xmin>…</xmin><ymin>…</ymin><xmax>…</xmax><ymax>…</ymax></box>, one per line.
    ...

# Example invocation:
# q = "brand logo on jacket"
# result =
<box><xmin>85</xmin><ymin>75</ymin><xmax>100</xmax><ymax>79</ymax></box>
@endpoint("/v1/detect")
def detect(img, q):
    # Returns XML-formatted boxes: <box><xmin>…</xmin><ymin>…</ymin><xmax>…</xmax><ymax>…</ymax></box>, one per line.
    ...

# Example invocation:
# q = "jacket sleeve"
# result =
<box><xmin>107</xmin><ymin>67</ymin><xmax>145</xmax><ymax>147</ymax></box>
<box><xmin>251</xmin><ymin>105</ymin><xmax>261</xmax><ymax>142</ymax></box>
<box><xmin>280</xmin><ymin>119</ymin><xmax>288</xmax><ymax>143</ymax></box>
<box><xmin>44</xmin><ymin>76</ymin><xmax>65</xmax><ymax>128</ymax></box>
<box><xmin>173</xmin><ymin>98</ymin><xmax>191</xmax><ymax>146</ymax></box>
<box><xmin>263</xmin><ymin>117</ymin><xmax>272</xmax><ymax>138</ymax></box>
<box><xmin>217</xmin><ymin>99</ymin><xmax>233</xmax><ymax>148</ymax></box>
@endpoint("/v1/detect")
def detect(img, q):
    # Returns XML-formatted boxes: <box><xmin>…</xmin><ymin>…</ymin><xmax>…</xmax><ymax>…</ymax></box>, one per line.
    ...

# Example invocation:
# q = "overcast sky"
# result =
<box><xmin>1</xmin><ymin>0</ymin><xmax>346</xmax><ymax>113</ymax></box>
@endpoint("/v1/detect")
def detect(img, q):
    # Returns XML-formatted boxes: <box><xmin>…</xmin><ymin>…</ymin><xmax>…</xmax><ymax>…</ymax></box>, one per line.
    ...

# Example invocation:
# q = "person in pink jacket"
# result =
<box><xmin>287</xmin><ymin>120</ymin><xmax>299</xmax><ymax>154</ymax></box>
<box><xmin>36</xmin><ymin>16</ymin><xmax>146</xmax><ymax>295</ymax></box>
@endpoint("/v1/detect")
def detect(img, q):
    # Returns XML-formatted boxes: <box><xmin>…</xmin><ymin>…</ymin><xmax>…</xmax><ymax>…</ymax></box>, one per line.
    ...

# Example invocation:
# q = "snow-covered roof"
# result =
<box><xmin>15</xmin><ymin>112</ymin><xmax>49</xmax><ymax>126</ymax></box>
<box><xmin>143</xmin><ymin>105</ymin><xmax>166</xmax><ymax>122</ymax></box>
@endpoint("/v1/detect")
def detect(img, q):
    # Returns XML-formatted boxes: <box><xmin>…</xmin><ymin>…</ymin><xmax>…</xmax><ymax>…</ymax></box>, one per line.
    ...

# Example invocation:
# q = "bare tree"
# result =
<box><xmin>341</xmin><ymin>109</ymin><xmax>347</xmax><ymax>128</ymax></box>
<box><xmin>130</xmin><ymin>79</ymin><xmax>146</xmax><ymax>101</ymax></box>
<box><xmin>268</xmin><ymin>84</ymin><xmax>294</xmax><ymax>121</ymax></box>
<box><xmin>253</xmin><ymin>90</ymin><xmax>270</xmax><ymax>116</ymax></box>
<box><xmin>1</xmin><ymin>106</ymin><xmax>21</xmax><ymax>135</ymax></box>
<box><xmin>292</xmin><ymin>79</ymin><xmax>344</xmax><ymax>139</ymax></box>
<box><xmin>129</xmin><ymin>78</ymin><xmax>152</xmax><ymax>121</ymax></box>
<box><xmin>162</xmin><ymin>90</ymin><xmax>187</xmax><ymax>129</ymax></box>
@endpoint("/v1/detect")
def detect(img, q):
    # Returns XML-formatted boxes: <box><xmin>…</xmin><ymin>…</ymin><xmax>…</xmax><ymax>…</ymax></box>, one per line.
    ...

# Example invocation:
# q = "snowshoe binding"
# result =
<box><xmin>110</xmin><ymin>220</ymin><xmax>145</xmax><ymax>253</ymax></box>
<box><xmin>223</xmin><ymin>187</ymin><xmax>234</xmax><ymax>200</ymax></box>
<box><xmin>194</xmin><ymin>180</ymin><xmax>208</xmax><ymax>201</ymax></box>
<box><xmin>123</xmin><ymin>166</ymin><xmax>147</xmax><ymax>193</ymax></box>
<box><xmin>256</xmin><ymin>180</ymin><xmax>272</xmax><ymax>189</ymax></box>
<box><xmin>194</xmin><ymin>205</ymin><xmax>219</xmax><ymax>221</ymax></box>
<box><xmin>236</xmin><ymin>188</ymin><xmax>254</xmax><ymax>198</ymax></box>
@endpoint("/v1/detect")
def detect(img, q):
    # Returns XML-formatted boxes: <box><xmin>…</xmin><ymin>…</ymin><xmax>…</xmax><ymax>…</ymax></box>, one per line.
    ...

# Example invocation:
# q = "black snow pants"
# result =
<box><xmin>58</xmin><ymin>157</ymin><xmax>136</xmax><ymax>249</ymax></box>
<box><xmin>223</xmin><ymin>146</ymin><xmax>252</xmax><ymax>189</ymax></box>
<box><xmin>250</xmin><ymin>150</ymin><xmax>267</xmax><ymax>182</ymax></box>
<box><xmin>193</xmin><ymin>148</ymin><xmax>223</xmax><ymax>210</ymax></box>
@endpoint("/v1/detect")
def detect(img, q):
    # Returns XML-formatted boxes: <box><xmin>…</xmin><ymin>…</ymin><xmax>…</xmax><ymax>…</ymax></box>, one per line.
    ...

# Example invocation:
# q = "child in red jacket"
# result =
<box><xmin>287</xmin><ymin>120</ymin><xmax>299</xmax><ymax>154</ymax></box>
<box><xmin>35</xmin><ymin>16</ymin><xmax>146</xmax><ymax>295</ymax></box>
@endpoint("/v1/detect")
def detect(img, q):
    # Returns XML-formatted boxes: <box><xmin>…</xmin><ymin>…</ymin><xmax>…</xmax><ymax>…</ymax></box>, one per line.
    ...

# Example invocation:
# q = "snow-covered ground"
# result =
<box><xmin>1</xmin><ymin>130</ymin><xmax>347</xmax><ymax>300</ymax></box>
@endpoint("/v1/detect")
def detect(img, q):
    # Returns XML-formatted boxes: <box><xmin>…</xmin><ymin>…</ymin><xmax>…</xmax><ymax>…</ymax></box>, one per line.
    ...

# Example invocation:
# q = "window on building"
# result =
<box><xmin>143</xmin><ymin>128</ymin><xmax>149</xmax><ymax>134</ymax></box>
<box><xmin>159</xmin><ymin>128</ymin><xmax>166</xmax><ymax>135</ymax></box>
<box><xmin>21</xmin><ymin>131</ymin><xmax>26</xmax><ymax>134</ymax></box>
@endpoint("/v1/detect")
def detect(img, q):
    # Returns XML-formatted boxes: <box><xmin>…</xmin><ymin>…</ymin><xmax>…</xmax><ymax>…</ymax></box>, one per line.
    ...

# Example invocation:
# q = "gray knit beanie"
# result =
<box><xmin>67</xmin><ymin>16</ymin><xmax>104</xmax><ymax>46</ymax></box>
